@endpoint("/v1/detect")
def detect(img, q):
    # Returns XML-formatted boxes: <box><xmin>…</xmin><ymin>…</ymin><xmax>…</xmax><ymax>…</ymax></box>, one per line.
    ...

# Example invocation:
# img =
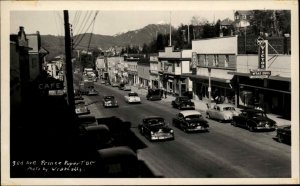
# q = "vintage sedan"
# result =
<box><xmin>124</xmin><ymin>92</ymin><xmax>141</xmax><ymax>103</ymax></box>
<box><xmin>173</xmin><ymin>110</ymin><xmax>209</xmax><ymax>132</ymax></box>
<box><xmin>276</xmin><ymin>125</ymin><xmax>291</xmax><ymax>144</ymax></box>
<box><xmin>123</xmin><ymin>84</ymin><xmax>131</xmax><ymax>91</ymax></box>
<box><xmin>75</xmin><ymin>101</ymin><xmax>90</xmax><ymax>115</ymax></box>
<box><xmin>206</xmin><ymin>104</ymin><xmax>239</xmax><ymax>122</ymax></box>
<box><xmin>138</xmin><ymin>116</ymin><xmax>174</xmax><ymax>141</ymax></box>
<box><xmin>146</xmin><ymin>89</ymin><xmax>162</xmax><ymax>101</ymax></box>
<box><xmin>231</xmin><ymin>109</ymin><xmax>277</xmax><ymax>132</ymax></box>
<box><xmin>87</xmin><ymin>87</ymin><xmax>99</xmax><ymax>96</ymax></box>
<box><xmin>171</xmin><ymin>96</ymin><xmax>195</xmax><ymax>110</ymax></box>
<box><xmin>111</xmin><ymin>82</ymin><xmax>119</xmax><ymax>87</ymax></box>
<box><xmin>103</xmin><ymin>96</ymin><xmax>119</xmax><ymax>108</ymax></box>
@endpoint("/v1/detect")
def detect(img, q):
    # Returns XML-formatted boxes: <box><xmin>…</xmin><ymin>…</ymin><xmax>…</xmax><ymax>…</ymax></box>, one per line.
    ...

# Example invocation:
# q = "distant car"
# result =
<box><xmin>172</xmin><ymin>110</ymin><xmax>209</xmax><ymax>132</ymax></box>
<box><xmin>75</xmin><ymin>101</ymin><xmax>90</xmax><ymax>115</ymax></box>
<box><xmin>146</xmin><ymin>89</ymin><xmax>162</xmax><ymax>101</ymax></box>
<box><xmin>171</xmin><ymin>96</ymin><xmax>195</xmax><ymax>110</ymax></box>
<box><xmin>123</xmin><ymin>85</ymin><xmax>131</xmax><ymax>91</ymax></box>
<box><xmin>87</xmin><ymin>88</ymin><xmax>98</xmax><ymax>96</ymax></box>
<box><xmin>119</xmin><ymin>83</ymin><xmax>125</xmax><ymax>90</ymax></box>
<box><xmin>111</xmin><ymin>83</ymin><xmax>119</xmax><ymax>87</ymax></box>
<box><xmin>206</xmin><ymin>104</ymin><xmax>239</xmax><ymax>122</ymax></box>
<box><xmin>124</xmin><ymin>92</ymin><xmax>141</xmax><ymax>103</ymax></box>
<box><xmin>276</xmin><ymin>125</ymin><xmax>291</xmax><ymax>144</ymax></box>
<box><xmin>103</xmin><ymin>96</ymin><xmax>118</xmax><ymax>108</ymax></box>
<box><xmin>138</xmin><ymin>116</ymin><xmax>174</xmax><ymax>141</ymax></box>
<box><xmin>231</xmin><ymin>109</ymin><xmax>277</xmax><ymax>132</ymax></box>
<box><xmin>100</xmin><ymin>80</ymin><xmax>106</xmax><ymax>84</ymax></box>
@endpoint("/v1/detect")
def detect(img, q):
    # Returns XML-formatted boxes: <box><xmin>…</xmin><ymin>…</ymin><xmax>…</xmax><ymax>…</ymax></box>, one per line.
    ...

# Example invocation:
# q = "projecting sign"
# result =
<box><xmin>191</xmin><ymin>52</ymin><xmax>198</xmax><ymax>69</ymax></box>
<box><xmin>38</xmin><ymin>81</ymin><xmax>64</xmax><ymax>90</ymax></box>
<box><xmin>257</xmin><ymin>37</ymin><xmax>268</xmax><ymax>70</ymax></box>
<box><xmin>249</xmin><ymin>69</ymin><xmax>271</xmax><ymax>79</ymax></box>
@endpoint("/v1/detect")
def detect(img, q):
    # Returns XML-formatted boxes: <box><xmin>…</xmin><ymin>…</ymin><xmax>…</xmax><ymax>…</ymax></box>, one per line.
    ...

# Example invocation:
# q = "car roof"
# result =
<box><xmin>179</xmin><ymin>110</ymin><xmax>201</xmax><ymax>117</ymax></box>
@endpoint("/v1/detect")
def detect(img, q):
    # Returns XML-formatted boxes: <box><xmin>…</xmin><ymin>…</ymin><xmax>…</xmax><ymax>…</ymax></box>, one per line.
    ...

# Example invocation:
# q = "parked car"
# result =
<box><xmin>103</xmin><ymin>96</ymin><xmax>119</xmax><ymax>108</ymax></box>
<box><xmin>171</xmin><ymin>96</ymin><xmax>195</xmax><ymax>110</ymax></box>
<box><xmin>111</xmin><ymin>82</ymin><xmax>119</xmax><ymax>87</ymax></box>
<box><xmin>138</xmin><ymin>116</ymin><xmax>174</xmax><ymax>141</ymax></box>
<box><xmin>77</xmin><ymin>115</ymin><xmax>98</xmax><ymax>127</ymax></box>
<box><xmin>276</xmin><ymin>125</ymin><xmax>291</xmax><ymax>144</ymax></box>
<box><xmin>119</xmin><ymin>83</ymin><xmax>125</xmax><ymax>90</ymax></box>
<box><xmin>75</xmin><ymin>101</ymin><xmax>90</xmax><ymax>115</ymax></box>
<box><xmin>146</xmin><ymin>89</ymin><xmax>162</xmax><ymax>101</ymax></box>
<box><xmin>173</xmin><ymin>110</ymin><xmax>209</xmax><ymax>132</ymax></box>
<box><xmin>231</xmin><ymin>109</ymin><xmax>277</xmax><ymax>132</ymax></box>
<box><xmin>206</xmin><ymin>104</ymin><xmax>239</xmax><ymax>122</ymax></box>
<box><xmin>123</xmin><ymin>85</ymin><xmax>131</xmax><ymax>91</ymax></box>
<box><xmin>124</xmin><ymin>92</ymin><xmax>141</xmax><ymax>103</ymax></box>
<box><xmin>87</xmin><ymin>87</ymin><xmax>98</xmax><ymax>96</ymax></box>
<box><xmin>96</xmin><ymin>146</ymin><xmax>139</xmax><ymax>177</ymax></box>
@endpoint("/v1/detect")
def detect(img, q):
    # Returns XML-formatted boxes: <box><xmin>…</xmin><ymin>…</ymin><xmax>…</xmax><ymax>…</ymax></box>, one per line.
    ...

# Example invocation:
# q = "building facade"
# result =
<box><xmin>149</xmin><ymin>54</ymin><xmax>160</xmax><ymax>89</ymax></box>
<box><xmin>158</xmin><ymin>46</ymin><xmax>191</xmax><ymax>96</ymax></box>
<box><xmin>137</xmin><ymin>57</ymin><xmax>150</xmax><ymax>88</ymax></box>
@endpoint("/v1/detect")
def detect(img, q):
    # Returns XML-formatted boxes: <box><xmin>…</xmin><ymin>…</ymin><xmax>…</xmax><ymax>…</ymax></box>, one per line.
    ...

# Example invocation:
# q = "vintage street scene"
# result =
<box><xmin>3</xmin><ymin>1</ymin><xmax>298</xmax><ymax>185</ymax></box>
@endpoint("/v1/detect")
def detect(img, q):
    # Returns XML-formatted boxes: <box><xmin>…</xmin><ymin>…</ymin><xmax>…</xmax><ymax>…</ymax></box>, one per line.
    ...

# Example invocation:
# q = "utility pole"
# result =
<box><xmin>64</xmin><ymin>10</ymin><xmax>75</xmax><ymax>113</ymax></box>
<box><xmin>169</xmin><ymin>11</ymin><xmax>172</xmax><ymax>46</ymax></box>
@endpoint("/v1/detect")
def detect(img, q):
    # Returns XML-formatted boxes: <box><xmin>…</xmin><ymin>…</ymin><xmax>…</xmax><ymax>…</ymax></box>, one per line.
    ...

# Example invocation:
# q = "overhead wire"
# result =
<box><xmin>73</xmin><ymin>11</ymin><xmax>94</xmax><ymax>44</ymax></box>
<box><xmin>73</xmin><ymin>11</ymin><xmax>99</xmax><ymax>50</ymax></box>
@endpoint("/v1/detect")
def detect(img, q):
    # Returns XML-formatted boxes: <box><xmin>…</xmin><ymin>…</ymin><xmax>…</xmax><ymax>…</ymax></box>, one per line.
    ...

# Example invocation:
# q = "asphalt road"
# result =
<box><xmin>77</xmin><ymin>79</ymin><xmax>291</xmax><ymax>178</ymax></box>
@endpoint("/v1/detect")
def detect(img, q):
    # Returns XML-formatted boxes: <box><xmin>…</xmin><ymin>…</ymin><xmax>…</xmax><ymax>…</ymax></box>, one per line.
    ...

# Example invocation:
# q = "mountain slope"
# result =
<box><xmin>41</xmin><ymin>24</ymin><xmax>172</xmax><ymax>60</ymax></box>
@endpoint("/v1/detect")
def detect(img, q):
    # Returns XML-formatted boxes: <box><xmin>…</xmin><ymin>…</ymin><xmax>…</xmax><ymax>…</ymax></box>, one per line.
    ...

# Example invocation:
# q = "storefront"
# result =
<box><xmin>230</xmin><ymin>73</ymin><xmax>291</xmax><ymax>118</ymax></box>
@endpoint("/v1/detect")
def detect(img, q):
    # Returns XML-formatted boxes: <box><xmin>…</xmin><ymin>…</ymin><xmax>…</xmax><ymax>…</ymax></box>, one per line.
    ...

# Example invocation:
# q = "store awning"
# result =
<box><xmin>228</xmin><ymin>71</ymin><xmax>291</xmax><ymax>82</ymax></box>
<box><xmin>182</xmin><ymin>74</ymin><xmax>231</xmax><ymax>83</ymax></box>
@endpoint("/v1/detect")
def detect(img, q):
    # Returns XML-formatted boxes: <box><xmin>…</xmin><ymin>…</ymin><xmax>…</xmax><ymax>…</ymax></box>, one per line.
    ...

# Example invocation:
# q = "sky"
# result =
<box><xmin>10</xmin><ymin>10</ymin><xmax>234</xmax><ymax>36</ymax></box>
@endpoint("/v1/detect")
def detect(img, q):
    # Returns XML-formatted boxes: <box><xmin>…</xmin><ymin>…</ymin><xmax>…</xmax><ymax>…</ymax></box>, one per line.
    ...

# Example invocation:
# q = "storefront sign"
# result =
<box><xmin>249</xmin><ymin>69</ymin><xmax>271</xmax><ymax>79</ymax></box>
<box><xmin>191</xmin><ymin>52</ymin><xmax>198</xmax><ymax>69</ymax></box>
<box><xmin>257</xmin><ymin>37</ymin><xmax>268</xmax><ymax>70</ymax></box>
<box><xmin>38</xmin><ymin>81</ymin><xmax>64</xmax><ymax>90</ymax></box>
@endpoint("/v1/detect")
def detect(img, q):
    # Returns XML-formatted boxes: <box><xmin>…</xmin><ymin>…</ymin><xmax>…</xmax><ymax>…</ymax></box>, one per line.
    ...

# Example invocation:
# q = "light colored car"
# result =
<box><xmin>124</xmin><ymin>92</ymin><xmax>141</xmax><ymax>103</ymax></box>
<box><xmin>103</xmin><ymin>96</ymin><xmax>118</xmax><ymax>108</ymax></box>
<box><xmin>75</xmin><ymin>101</ymin><xmax>90</xmax><ymax>115</ymax></box>
<box><xmin>123</xmin><ymin>85</ymin><xmax>131</xmax><ymax>91</ymax></box>
<box><xmin>206</xmin><ymin>104</ymin><xmax>239</xmax><ymax>122</ymax></box>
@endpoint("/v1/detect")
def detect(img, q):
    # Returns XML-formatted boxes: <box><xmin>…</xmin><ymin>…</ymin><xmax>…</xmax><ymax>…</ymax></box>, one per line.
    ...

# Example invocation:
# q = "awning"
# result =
<box><xmin>228</xmin><ymin>71</ymin><xmax>291</xmax><ymax>82</ymax></box>
<box><xmin>182</xmin><ymin>74</ymin><xmax>231</xmax><ymax>83</ymax></box>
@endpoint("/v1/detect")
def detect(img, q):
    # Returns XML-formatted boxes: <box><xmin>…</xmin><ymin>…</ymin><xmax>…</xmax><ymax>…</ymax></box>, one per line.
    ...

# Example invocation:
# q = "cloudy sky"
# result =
<box><xmin>10</xmin><ymin>10</ymin><xmax>234</xmax><ymax>36</ymax></box>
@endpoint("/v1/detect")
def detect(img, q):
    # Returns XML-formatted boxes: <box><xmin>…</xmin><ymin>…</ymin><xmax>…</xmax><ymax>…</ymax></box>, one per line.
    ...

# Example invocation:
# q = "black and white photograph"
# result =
<box><xmin>1</xmin><ymin>0</ymin><xmax>299</xmax><ymax>185</ymax></box>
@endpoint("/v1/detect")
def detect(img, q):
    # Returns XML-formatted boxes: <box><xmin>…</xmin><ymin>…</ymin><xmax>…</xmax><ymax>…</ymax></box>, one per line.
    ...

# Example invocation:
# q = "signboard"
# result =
<box><xmin>38</xmin><ymin>81</ymin><xmax>64</xmax><ymax>90</ymax></box>
<box><xmin>191</xmin><ymin>52</ymin><xmax>198</xmax><ymax>69</ymax></box>
<box><xmin>249</xmin><ymin>69</ymin><xmax>271</xmax><ymax>79</ymax></box>
<box><xmin>257</xmin><ymin>37</ymin><xmax>268</xmax><ymax>70</ymax></box>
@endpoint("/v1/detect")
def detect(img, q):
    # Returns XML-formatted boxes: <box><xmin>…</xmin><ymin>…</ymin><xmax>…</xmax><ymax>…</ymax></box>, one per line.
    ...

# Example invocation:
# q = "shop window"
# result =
<box><xmin>213</xmin><ymin>55</ymin><xmax>219</xmax><ymax>67</ymax></box>
<box><xmin>204</xmin><ymin>55</ymin><xmax>208</xmax><ymax>66</ymax></box>
<box><xmin>224</xmin><ymin>55</ymin><xmax>229</xmax><ymax>67</ymax></box>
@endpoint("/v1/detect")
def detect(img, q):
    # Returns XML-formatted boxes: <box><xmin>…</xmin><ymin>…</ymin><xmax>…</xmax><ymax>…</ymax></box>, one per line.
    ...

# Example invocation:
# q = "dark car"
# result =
<box><xmin>138</xmin><ymin>116</ymin><xmax>174</xmax><ymax>141</ymax></box>
<box><xmin>171</xmin><ymin>96</ymin><xmax>195</xmax><ymax>110</ymax></box>
<box><xmin>118</xmin><ymin>83</ymin><xmax>125</xmax><ymax>90</ymax></box>
<box><xmin>276</xmin><ymin>125</ymin><xmax>291</xmax><ymax>144</ymax></box>
<box><xmin>103</xmin><ymin>96</ymin><xmax>118</xmax><ymax>108</ymax></box>
<box><xmin>146</xmin><ymin>89</ymin><xmax>162</xmax><ymax>101</ymax></box>
<box><xmin>173</xmin><ymin>110</ymin><xmax>209</xmax><ymax>132</ymax></box>
<box><xmin>231</xmin><ymin>109</ymin><xmax>277</xmax><ymax>132</ymax></box>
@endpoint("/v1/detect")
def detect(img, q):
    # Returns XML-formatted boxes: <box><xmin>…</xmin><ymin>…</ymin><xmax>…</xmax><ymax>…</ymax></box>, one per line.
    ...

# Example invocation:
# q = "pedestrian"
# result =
<box><xmin>164</xmin><ymin>89</ymin><xmax>167</xmax><ymax>99</ymax></box>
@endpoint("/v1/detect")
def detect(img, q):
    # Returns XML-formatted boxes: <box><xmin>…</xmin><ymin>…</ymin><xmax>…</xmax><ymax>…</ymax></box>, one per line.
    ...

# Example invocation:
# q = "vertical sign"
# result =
<box><xmin>257</xmin><ymin>37</ymin><xmax>268</xmax><ymax>70</ymax></box>
<box><xmin>191</xmin><ymin>52</ymin><xmax>198</xmax><ymax>69</ymax></box>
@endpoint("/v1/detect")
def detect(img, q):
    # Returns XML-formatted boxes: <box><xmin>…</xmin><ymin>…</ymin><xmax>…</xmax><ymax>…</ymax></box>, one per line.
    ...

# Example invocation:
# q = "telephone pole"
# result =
<box><xmin>64</xmin><ymin>10</ymin><xmax>75</xmax><ymax>112</ymax></box>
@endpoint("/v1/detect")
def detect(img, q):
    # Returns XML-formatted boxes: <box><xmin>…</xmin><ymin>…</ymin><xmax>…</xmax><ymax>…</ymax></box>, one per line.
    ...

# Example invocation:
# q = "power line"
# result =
<box><xmin>73</xmin><ymin>11</ymin><xmax>99</xmax><ymax>49</ymax></box>
<box><xmin>73</xmin><ymin>11</ymin><xmax>96</xmax><ymax>45</ymax></box>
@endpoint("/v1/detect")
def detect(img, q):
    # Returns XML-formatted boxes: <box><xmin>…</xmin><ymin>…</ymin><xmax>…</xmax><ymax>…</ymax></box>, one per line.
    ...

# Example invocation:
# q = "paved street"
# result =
<box><xmin>83</xmin><ymin>81</ymin><xmax>291</xmax><ymax>178</ymax></box>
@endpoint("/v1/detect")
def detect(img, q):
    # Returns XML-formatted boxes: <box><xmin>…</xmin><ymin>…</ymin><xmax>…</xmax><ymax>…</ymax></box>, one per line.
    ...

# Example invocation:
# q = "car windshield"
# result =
<box><xmin>146</xmin><ymin>118</ymin><xmax>165</xmax><ymax>127</ymax></box>
<box><xmin>129</xmin><ymin>93</ymin><xmax>138</xmax><ymax>97</ymax></box>
<box><xmin>185</xmin><ymin>114</ymin><xmax>201</xmax><ymax>120</ymax></box>
<box><xmin>223</xmin><ymin>107</ymin><xmax>235</xmax><ymax>111</ymax></box>
<box><xmin>104</xmin><ymin>96</ymin><xmax>114</xmax><ymax>101</ymax></box>
<box><xmin>179</xmin><ymin>97</ymin><xmax>189</xmax><ymax>101</ymax></box>
<box><xmin>251</xmin><ymin>111</ymin><xmax>267</xmax><ymax>118</ymax></box>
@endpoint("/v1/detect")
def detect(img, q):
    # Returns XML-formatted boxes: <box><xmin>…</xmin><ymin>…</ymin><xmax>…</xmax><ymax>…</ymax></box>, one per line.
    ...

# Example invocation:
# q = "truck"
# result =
<box><xmin>79</xmin><ymin>80</ymin><xmax>95</xmax><ymax>95</ymax></box>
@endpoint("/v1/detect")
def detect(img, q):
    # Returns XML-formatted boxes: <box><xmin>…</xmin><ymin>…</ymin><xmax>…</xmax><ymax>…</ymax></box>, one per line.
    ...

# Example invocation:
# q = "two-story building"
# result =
<box><xmin>186</xmin><ymin>36</ymin><xmax>237</xmax><ymax>103</ymax></box>
<box><xmin>124</xmin><ymin>54</ymin><xmax>141</xmax><ymax>85</ymax></box>
<box><xmin>158</xmin><ymin>46</ymin><xmax>192</xmax><ymax>96</ymax></box>
<box><xmin>137</xmin><ymin>57</ymin><xmax>151</xmax><ymax>88</ymax></box>
<box><xmin>149</xmin><ymin>54</ymin><xmax>160</xmax><ymax>89</ymax></box>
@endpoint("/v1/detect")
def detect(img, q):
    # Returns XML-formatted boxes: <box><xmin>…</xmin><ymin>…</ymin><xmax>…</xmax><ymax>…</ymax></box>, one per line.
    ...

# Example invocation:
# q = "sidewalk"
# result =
<box><xmin>130</xmin><ymin>85</ymin><xmax>291</xmax><ymax>127</ymax></box>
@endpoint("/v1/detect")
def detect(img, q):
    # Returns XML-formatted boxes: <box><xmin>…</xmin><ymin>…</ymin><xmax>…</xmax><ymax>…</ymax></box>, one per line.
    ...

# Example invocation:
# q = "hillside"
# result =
<box><xmin>41</xmin><ymin>24</ymin><xmax>172</xmax><ymax>60</ymax></box>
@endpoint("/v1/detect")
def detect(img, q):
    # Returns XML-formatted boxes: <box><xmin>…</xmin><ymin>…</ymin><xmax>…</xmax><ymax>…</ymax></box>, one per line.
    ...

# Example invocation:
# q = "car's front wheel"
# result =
<box><xmin>248</xmin><ymin>125</ymin><xmax>255</xmax><ymax>132</ymax></box>
<box><xmin>206</xmin><ymin>113</ymin><xmax>210</xmax><ymax>119</ymax></box>
<box><xmin>231</xmin><ymin>120</ymin><xmax>237</xmax><ymax>126</ymax></box>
